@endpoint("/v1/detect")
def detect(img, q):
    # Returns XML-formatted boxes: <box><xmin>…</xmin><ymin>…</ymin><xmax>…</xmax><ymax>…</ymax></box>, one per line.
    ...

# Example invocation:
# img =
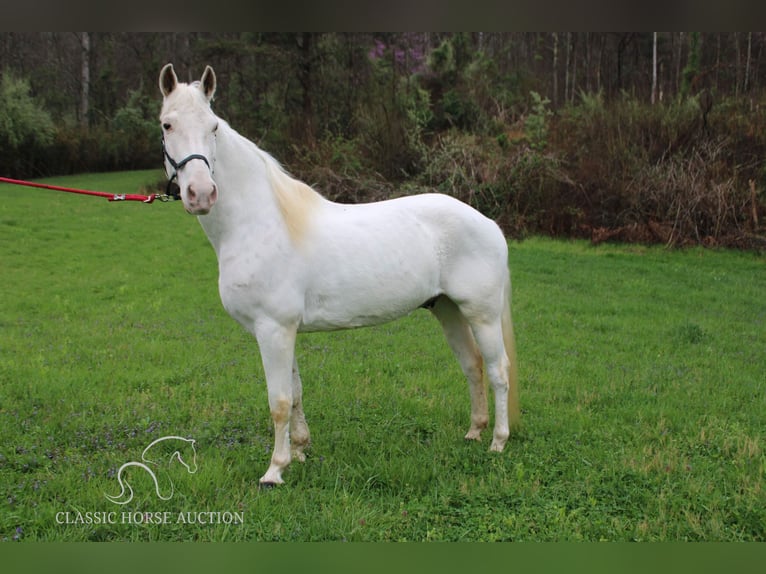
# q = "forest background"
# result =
<box><xmin>1</xmin><ymin>32</ymin><xmax>765</xmax><ymax>248</ymax></box>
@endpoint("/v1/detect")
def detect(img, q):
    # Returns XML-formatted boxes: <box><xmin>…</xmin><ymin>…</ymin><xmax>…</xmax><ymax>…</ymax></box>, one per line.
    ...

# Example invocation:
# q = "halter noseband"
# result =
<box><xmin>162</xmin><ymin>137</ymin><xmax>212</xmax><ymax>199</ymax></box>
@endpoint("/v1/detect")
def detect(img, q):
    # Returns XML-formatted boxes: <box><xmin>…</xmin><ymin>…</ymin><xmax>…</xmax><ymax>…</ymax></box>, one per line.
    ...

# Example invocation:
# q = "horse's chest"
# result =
<box><xmin>216</xmin><ymin>253</ymin><xmax>303</xmax><ymax>327</ymax></box>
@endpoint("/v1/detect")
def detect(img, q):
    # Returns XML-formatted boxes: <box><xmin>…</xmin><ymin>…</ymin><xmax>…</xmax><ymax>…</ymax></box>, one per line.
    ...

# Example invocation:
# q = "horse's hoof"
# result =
<box><xmin>291</xmin><ymin>450</ymin><xmax>306</xmax><ymax>463</ymax></box>
<box><xmin>259</xmin><ymin>481</ymin><xmax>280</xmax><ymax>490</ymax></box>
<box><xmin>489</xmin><ymin>441</ymin><xmax>506</xmax><ymax>453</ymax></box>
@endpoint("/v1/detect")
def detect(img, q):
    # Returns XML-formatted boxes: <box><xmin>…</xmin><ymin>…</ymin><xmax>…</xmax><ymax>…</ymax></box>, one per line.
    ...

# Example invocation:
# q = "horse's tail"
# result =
<box><xmin>502</xmin><ymin>268</ymin><xmax>521</xmax><ymax>432</ymax></box>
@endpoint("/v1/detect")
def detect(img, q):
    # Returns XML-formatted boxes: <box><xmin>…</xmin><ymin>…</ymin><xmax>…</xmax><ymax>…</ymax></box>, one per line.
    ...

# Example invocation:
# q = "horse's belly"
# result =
<box><xmin>299</xmin><ymin>305</ymin><xmax>415</xmax><ymax>332</ymax></box>
<box><xmin>299</xmin><ymin>286</ymin><xmax>432</xmax><ymax>332</ymax></box>
<box><xmin>299</xmin><ymin>234</ymin><xmax>439</xmax><ymax>332</ymax></box>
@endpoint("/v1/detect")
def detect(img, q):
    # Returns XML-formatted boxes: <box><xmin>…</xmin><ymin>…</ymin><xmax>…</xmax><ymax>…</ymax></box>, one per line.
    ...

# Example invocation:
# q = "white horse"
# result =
<box><xmin>158</xmin><ymin>64</ymin><xmax>519</xmax><ymax>486</ymax></box>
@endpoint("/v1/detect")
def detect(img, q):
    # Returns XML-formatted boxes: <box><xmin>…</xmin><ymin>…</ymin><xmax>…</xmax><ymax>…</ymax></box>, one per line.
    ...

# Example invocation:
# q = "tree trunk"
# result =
<box><xmin>552</xmin><ymin>32</ymin><xmax>558</xmax><ymax>108</ymax></box>
<box><xmin>297</xmin><ymin>32</ymin><xmax>315</xmax><ymax>142</ymax></box>
<box><xmin>79</xmin><ymin>32</ymin><xmax>90</xmax><ymax>129</ymax></box>
<box><xmin>675</xmin><ymin>32</ymin><xmax>684</xmax><ymax>95</ymax></box>
<box><xmin>651</xmin><ymin>32</ymin><xmax>658</xmax><ymax>104</ymax></box>
<box><xmin>734</xmin><ymin>32</ymin><xmax>741</xmax><ymax>98</ymax></box>
<box><xmin>744</xmin><ymin>31</ymin><xmax>752</xmax><ymax>93</ymax></box>
<box><xmin>564</xmin><ymin>32</ymin><xmax>571</xmax><ymax>104</ymax></box>
<box><xmin>570</xmin><ymin>33</ymin><xmax>577</xmax><ymax>104</ymax></box>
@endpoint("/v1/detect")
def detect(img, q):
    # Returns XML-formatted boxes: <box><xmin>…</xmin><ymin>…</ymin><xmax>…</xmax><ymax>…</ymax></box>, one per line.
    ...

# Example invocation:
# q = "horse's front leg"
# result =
<box><xmin>290</xmin><ymin>357</ymin><xmax>311</xmax><ymax>462</ymax></box>
<box><xmin>255</xmin><ymin>320</ymin><xmax>298</xmax><ymax>486</ymax></box>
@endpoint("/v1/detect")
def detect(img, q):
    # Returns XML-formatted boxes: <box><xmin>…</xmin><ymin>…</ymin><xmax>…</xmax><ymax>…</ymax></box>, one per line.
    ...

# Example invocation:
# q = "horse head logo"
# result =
<box><xmin>105</xmin><ymin>436</ymin><xmax>198</xmax><ymax>505</ymax></box>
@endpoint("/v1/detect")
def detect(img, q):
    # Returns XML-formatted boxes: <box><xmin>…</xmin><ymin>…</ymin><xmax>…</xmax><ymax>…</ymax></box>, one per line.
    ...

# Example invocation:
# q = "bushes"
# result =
<box><xmin>618</xmin><ymin>138</ymin><xmax>744</xmax><ymax>245</ymax></box>
<box><xmin>408</xmin><ymin>90</ymin><xmax>765</xmax><ymax>247</ymax></box>
<box><xmin>2</xmin><ymin>86</ymin><xmax>160</xmax><ymax>178</ymax></box>
<box><xmin>3</xmin><ymin>54</ymin><xmax>763</xmax><ymax>248</ymax></box>
<box><xmin>556</xmin><ymin>93</ymin><xmax>766</xmax><ymax>247</ymax></box>
<box><xmin>290</xmin><ymin>84</ymin><xmax>765</xmax><ymax>249</ymax></box>
<box><xmin>0</xmin><ymin>75</ymin><xmax>55</xmax><ymax>177</ymax></box>
<box><xmin>418</xmin><ymin>129</ymin><xmax>576</xmax><ymax>237</ymax></box>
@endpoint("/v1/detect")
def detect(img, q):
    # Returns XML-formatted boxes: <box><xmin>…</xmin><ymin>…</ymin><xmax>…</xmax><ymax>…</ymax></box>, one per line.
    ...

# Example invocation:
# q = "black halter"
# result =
<box><xmin>161</xmin><ymin>137</ymin><xmax>212</xmax><ymax>200</ymax></box>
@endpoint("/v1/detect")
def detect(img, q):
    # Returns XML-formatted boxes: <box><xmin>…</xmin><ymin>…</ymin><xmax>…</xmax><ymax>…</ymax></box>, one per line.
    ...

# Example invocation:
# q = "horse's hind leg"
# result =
<box><xmin>290</xmin><ymin>357</ymin><xmax>311</xmax><ymax>462</ymax></box>
<box><xmin>469</xmin><ymin>319</ymin><xmax>512</xmax><ymax>452</ymax></box>
<box><xmin>430</xmin><ymin>296</ymin><xmax>489</xmax><ymax>442</ymax></box>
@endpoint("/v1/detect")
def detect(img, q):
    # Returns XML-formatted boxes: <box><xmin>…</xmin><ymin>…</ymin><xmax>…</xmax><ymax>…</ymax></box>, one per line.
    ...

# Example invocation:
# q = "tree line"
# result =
<box><xmin>1</xmin><ymin>32</ymin><xmax>764</xmax><ymax>247</ymax></box>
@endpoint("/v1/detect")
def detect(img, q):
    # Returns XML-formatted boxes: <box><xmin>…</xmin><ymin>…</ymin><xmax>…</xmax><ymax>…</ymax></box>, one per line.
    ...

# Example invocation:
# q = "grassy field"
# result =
<box><xmin>1</xmin><ymin>171</ymin><xmax>764</xmax><ymax>542</ymax></box>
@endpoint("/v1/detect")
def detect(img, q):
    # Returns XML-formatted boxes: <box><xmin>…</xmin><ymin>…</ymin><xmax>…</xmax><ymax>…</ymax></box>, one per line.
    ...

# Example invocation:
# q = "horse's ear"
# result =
<box><xmin>200</xmin><ymin>65</ymin><xmax>216</xmax><ymax>102</ymax></box>
<box><xmin>159</xmin><ymin>63</ymin><xmax>178</xmax><ymax>97</ymax></box>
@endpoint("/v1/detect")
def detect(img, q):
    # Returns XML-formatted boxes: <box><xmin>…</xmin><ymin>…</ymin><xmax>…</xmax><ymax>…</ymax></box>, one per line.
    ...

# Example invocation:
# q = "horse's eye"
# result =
<box><xmin>213</xmin><ymin>123</ymin><xmax>219</xmax><ymax>133</ymax></box>
<box><xmin>162</xmin><ymin>123</ymin><xmax>172</xmax><ymax>131</ymax></box>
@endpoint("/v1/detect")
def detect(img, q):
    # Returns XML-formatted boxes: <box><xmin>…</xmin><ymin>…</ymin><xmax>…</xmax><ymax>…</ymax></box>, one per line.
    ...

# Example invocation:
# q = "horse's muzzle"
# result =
<box><xmin>185</xmin><ymin>183</ymin><xmax>218</xmax><ymax>215</ymax></box>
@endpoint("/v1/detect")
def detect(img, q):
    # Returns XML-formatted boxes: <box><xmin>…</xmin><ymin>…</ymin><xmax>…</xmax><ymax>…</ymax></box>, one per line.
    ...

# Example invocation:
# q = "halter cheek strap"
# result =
<box><xmin>162</xmin><ymin>138</ymin><xmax>212</xmax><ymax>200</ymax></box>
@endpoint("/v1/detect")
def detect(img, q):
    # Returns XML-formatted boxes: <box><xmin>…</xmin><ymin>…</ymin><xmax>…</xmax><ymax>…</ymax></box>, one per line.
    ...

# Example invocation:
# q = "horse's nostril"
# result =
<box><xmin>210</xmin><ymin>185</ymin><xmax>218</xmax><ymax>203</ymax></box>
<box><xmin>187</xmin><ymin>186</ymin><xmax>197</xmax><ymax>201</ymax></box>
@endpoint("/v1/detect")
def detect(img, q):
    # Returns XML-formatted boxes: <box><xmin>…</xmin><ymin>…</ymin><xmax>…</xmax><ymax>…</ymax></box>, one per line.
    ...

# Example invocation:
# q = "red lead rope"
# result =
<box><xmin>0</xmin><ymin>176</ymin><xmax>164</xmax><ymax>203</ymax></box>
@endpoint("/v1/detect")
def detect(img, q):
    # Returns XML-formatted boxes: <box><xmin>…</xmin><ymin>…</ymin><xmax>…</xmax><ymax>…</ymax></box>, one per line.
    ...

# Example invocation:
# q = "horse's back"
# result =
<box><xmin>335</xmin><ymin>192</ymin><xmax>503</xmax><ymax>247</ymax></box>
<box><xmin>318</xmin><ymin>192</ymin><xmax>505</xmax><ymax>269</ymax></box>
<box><xmin>405</xmin><ymin>193</ymin><xmax>506</xmax><ymax>255</ymax></box>
<box><xmin>297</xmin><ymin>193</ymin><xmax>508</xmax><ymax>331</ymax></box>
<box><xmin>387</xmin><ymin>193</ymin><xmax>508</xmax><ymax>274</ymax></box>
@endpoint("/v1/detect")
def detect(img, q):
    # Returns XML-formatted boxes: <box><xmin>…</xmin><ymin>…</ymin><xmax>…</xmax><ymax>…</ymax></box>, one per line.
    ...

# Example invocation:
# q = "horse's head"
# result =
<box><xmin>159</xmin><ymin>64</ymin><xmax>219</xmax><ymax>215</ymax></box>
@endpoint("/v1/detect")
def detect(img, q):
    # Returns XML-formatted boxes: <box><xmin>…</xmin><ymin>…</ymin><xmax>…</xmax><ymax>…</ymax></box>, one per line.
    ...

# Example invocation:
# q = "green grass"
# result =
<box><xmin>1</xmin><ymin>171</ymin><xmax>765</xmax><ymax>541</ymax></box>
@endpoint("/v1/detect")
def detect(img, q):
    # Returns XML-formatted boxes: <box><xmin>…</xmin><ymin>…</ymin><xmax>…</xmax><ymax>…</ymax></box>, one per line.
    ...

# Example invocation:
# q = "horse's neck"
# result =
<box><xmin>198</xmin><ymin>125</ymin><xmax>288</xmax><ymax>254</ymax></box>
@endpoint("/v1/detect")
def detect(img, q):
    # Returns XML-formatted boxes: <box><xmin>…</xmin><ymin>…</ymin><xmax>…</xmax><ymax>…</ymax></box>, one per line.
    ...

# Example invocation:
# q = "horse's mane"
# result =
<box><xmin>255</xmin><ymin>144</ymin><xmax>325</xmax><ymax>243</ymax></box>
